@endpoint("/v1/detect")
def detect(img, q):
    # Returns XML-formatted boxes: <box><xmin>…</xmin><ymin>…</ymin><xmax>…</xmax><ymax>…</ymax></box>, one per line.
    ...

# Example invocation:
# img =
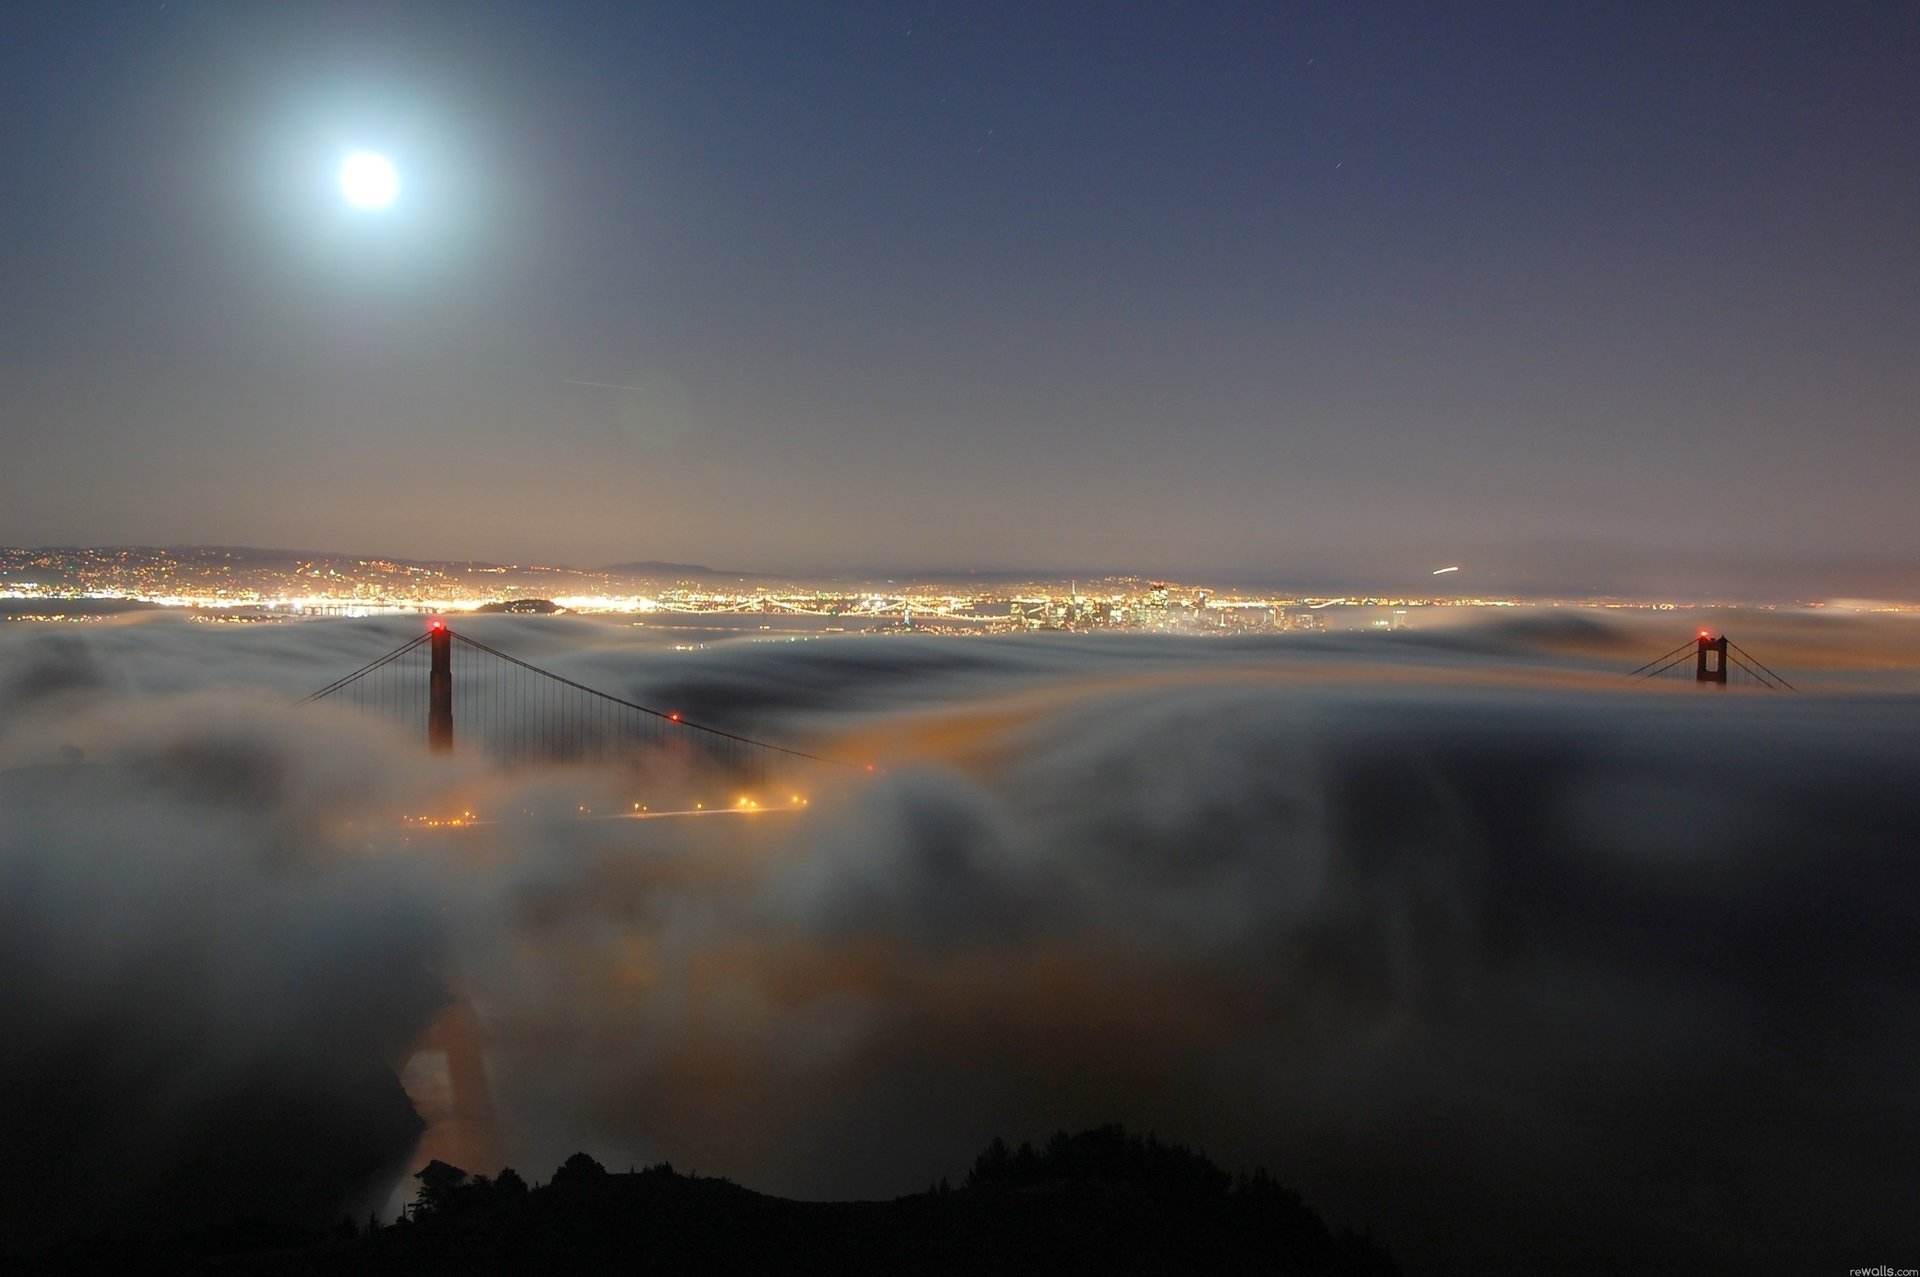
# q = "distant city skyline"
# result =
<box><xmin>5</xmin><ymin>539</ymin><xmax>1919</xmax><ymax>605</ymax></box>
<box><xmin>4</xmin><ymin>4</ymin><xmax>1916</xmax><ymax>594</ymax></box>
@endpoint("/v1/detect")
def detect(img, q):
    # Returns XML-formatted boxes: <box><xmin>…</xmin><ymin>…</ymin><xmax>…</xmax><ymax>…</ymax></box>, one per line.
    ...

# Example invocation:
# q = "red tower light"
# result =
<box><xmin>430</xmin><ymin>618</ymin><xmax>446</xmax><ymax>631</ymax></box>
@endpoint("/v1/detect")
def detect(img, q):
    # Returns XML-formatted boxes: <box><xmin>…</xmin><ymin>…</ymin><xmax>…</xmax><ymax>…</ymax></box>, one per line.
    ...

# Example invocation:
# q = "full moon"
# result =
<box><xmin>338</xmin><ymin>151</ymin><xmax>398</xmax><ymax>209</ymax></box>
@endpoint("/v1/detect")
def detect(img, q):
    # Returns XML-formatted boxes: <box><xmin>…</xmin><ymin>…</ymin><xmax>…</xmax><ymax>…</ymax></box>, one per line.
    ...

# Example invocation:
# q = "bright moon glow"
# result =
<box><xmin>338</xmin><ymin>152</ymin><xmax>398</xmax><ymax>209</ymax></box>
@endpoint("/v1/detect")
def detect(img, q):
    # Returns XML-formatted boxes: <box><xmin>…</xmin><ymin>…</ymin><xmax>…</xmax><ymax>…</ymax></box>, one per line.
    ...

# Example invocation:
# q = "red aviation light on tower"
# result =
<box><xmin>1699</xmin><ymin>629</ymin><xmax>1711</xmax><ymax>639</ymax></box>
<box><xmin>430</xmin><ymin>618</ymin><xmax>446</xmax><ymax>631</ymax></box>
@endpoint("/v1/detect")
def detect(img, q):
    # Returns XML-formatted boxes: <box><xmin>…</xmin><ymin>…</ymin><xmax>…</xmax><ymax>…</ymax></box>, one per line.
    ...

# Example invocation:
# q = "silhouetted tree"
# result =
<box><xmin>1328</xmin><ymin>1225</ymin><xmax>1400</xmax><ymax>1276</ymax></box>
<box><xmin>967</xmin><ymin>1136</ymin><xmax>1014</xmax><ymax>1187</ymax></box>
<box><xmin>551</xmin><ymin>1152</ymin><xmax>608</xmax><ymax>1189</ymax></box>
<box><xmin>1236</xmin><ymin>1165</ymin><xmax>1330</xmax><ymax>1255</ymax></box>
<box><xmin>966</xmin><ymin>1125</ymin><xmax>1231</xmax><ymax>1200</ymax></box>
<box><xmin>1013</xmin><ymin>1140</ymin><xmax>1040</xmax><ymax>1179</ymax></box>
<box><xmin>955</xmin><ymin>1126</ymin><xmax>1398</xmax><ymax>1273</ymax></box>
<box><xmin>411</xmin><ymin>1159</ymin><xmax>470</xmax><ymax>1217</ymax></box>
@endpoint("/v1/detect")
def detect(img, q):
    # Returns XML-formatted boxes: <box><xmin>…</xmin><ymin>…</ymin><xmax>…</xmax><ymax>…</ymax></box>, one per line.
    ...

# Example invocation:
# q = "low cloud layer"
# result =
<box><xmin>2</xmin><ymin>611</ymin><xmax>1917</xmax><ymax>1270</ymax></box>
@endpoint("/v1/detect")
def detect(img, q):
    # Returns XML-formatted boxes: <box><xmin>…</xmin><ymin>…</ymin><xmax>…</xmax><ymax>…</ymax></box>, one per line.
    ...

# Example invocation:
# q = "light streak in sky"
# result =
<box><xmin>1432</xmin><ymin>566</ymin><xmax>1461</xmax><ymax>575</ymax></box>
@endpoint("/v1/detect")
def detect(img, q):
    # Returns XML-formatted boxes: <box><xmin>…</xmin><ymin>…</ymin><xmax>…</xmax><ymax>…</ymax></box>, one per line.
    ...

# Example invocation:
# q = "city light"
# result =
<box><xmin>6</xmin><ymin>547</ymin><xmax>1821</xmax><ymax>640</ymax></box>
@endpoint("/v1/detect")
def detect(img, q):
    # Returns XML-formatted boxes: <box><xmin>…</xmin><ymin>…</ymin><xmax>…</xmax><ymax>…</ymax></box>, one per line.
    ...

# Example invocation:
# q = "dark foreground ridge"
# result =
<box><xmin>34</xmin><ymin>1127</ymin><xmax>1400</xmax><ymax>1275</ymax></box>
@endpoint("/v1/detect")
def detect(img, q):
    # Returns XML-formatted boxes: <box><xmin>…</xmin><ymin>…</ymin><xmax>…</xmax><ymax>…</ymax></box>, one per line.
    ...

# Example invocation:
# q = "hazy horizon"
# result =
<box><xmin>5</xmin><ymin>4</ymin><xmax>1918</xmax><ymax>593</ymax></box>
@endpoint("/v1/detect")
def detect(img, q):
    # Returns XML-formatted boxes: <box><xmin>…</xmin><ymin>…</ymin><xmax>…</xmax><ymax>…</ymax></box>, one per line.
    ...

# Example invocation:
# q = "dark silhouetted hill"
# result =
<box><xmin>473</xmin><ymin>598</ymin><xmax>562</xmax><ymax>613</ymax></box>
<box><xmin>212</xmin><ymin>1128</ymin><xmax>1396</xmax><ymax>1275</ymax></box>
<box><xmin>598</xmin><ymin>559</ymin><xmax>730</xmax><ymax>577</ymax></box>
<box><xmin>17</xmin><ymin>1127</ymin><xmax>1399</xmax><ymax>1275</ymax></box>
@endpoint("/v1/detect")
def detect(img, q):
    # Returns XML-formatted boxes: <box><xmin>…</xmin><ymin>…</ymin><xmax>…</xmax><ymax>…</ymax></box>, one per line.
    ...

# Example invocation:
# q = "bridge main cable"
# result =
<box><xmin>442</xmin><ymin>627</ymin><xmax>856</xmax><ymax>768</ymax></box>
<box><xmin>1625</xmin><ymin>639</ymin><xmax>1699</xmax><ymax>680</ymax></box>
<box><xmin>296</xmin><ymin>632</ymin><xmax>432</xmax><ymax>705</ymax></box>
<box><xmin>1725</xmin><ymin>641</ymin><xmax>1795</xmax><ymax>690</ymax></box>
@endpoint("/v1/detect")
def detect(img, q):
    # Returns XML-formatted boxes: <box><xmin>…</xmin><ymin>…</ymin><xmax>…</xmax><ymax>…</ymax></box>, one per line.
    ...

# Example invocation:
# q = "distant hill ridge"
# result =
<box><xmin>45</xmin><ymin>1125</ymin><xmax>1400</xmax><ymax>1274</ymax></box>
<box><xmin>3</xmin><ymin>544</ymin><xmax>740</xmax><ymax>578</ymax></box>
<box><xmin>5</xmin><ymin>545</ymin><xmax>1141</xmax><ymax>586</ymax></box>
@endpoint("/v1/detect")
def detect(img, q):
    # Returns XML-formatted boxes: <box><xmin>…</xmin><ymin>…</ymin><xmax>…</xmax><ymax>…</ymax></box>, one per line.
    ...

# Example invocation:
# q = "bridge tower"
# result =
<box><xmin>1696</xmin><ymin>630</ymin><xmax>1728</xmax><ymax>686</ymax></box>
<box><xmin>429</xmin><ymin>619</ymin><xmax>454</xmax><ymax>751</ymax></box>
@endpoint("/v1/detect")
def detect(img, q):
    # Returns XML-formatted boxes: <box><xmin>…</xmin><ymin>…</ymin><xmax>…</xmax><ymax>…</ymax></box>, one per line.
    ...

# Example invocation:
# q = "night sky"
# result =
<box><xmin>3</xmin><ymin>3</ymin><xmax>1916</xmax><ymax>592</ymax></box>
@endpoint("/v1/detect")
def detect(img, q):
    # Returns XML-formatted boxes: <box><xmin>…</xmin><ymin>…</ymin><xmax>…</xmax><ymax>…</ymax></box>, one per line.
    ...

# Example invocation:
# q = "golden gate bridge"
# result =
<box><xmin>300</xmin><ymin>620</ymin><xmax>1792</xmax><ymax>787</ymax></box>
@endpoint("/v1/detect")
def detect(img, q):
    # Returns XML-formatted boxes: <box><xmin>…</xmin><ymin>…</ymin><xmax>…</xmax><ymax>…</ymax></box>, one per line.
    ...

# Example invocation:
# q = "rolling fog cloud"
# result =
<box><xmin>2</xmin><ymin>612</ymin><xmax>1918</xmax><ymax>1271</ymax></box>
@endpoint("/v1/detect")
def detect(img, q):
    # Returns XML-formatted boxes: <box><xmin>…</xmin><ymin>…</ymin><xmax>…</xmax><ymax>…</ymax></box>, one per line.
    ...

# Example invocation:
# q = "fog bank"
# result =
<box><xmin>2</xmin><ymin>612</ymin><xmax>1916</xmax><ymax>1271</ymax></box>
